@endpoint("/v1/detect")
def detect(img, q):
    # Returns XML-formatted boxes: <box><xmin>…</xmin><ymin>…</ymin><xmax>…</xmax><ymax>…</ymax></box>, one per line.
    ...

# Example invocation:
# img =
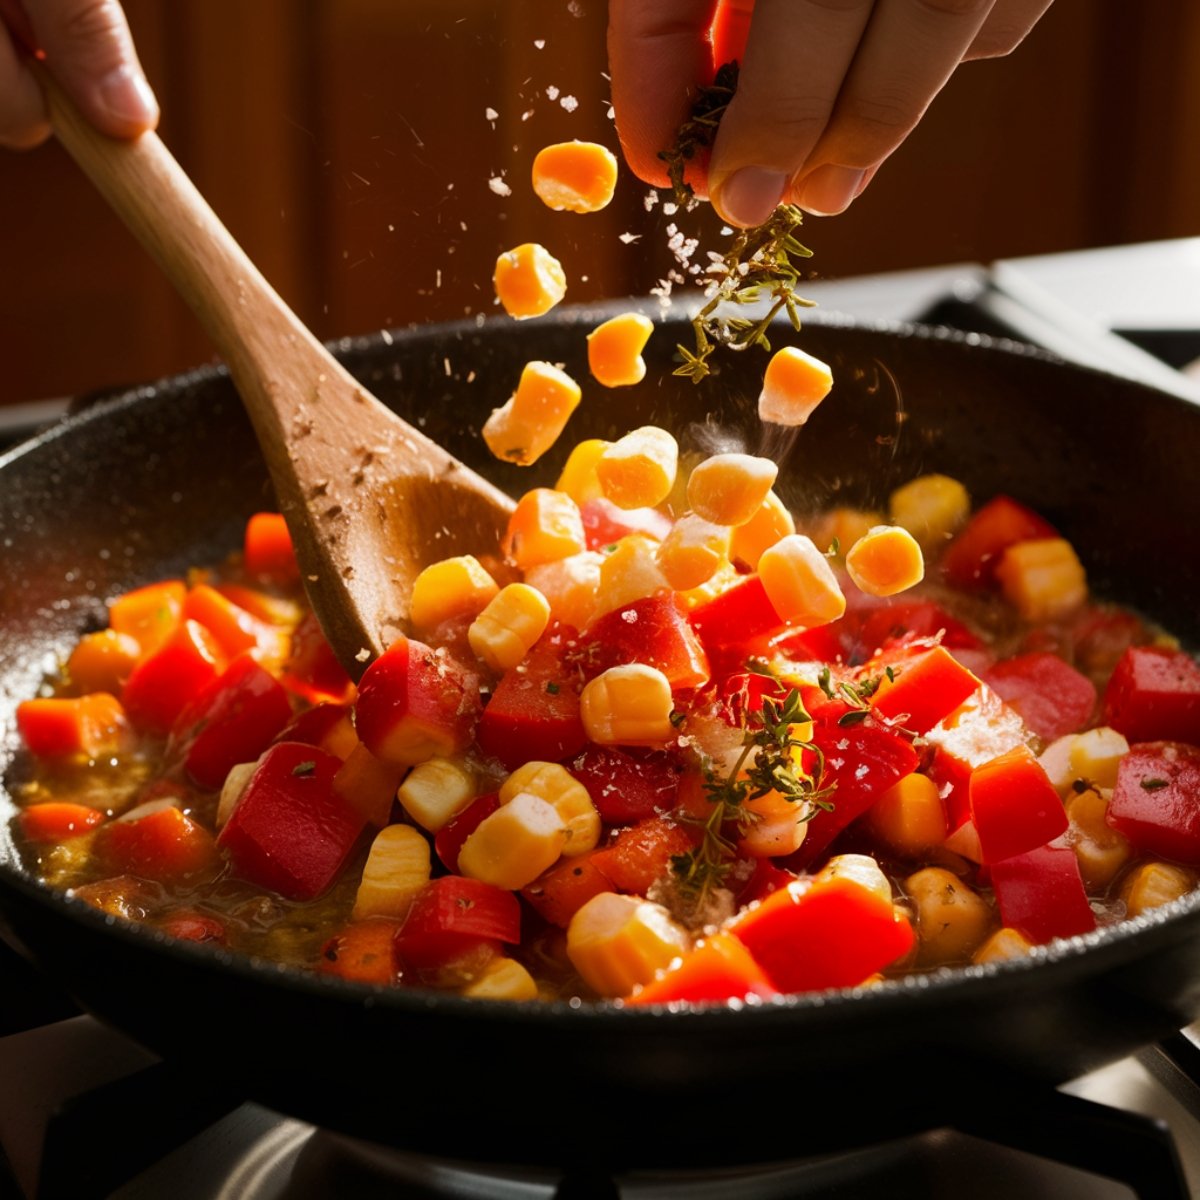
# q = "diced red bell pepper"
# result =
<box><xmin>732</xmin><ymin>876</ymin><xmax>914</xmax><ymax>994</ymax></box>
<box><xmin>217</xmin><ymin>742</ymin><xmax>363</xmax><ymax>900</ymax></box>
<box><xmin>243</xmin><ymin>512</ymin><xmax>301</xmax><ymax>585</ymax></box>
<box><xmin>1102</xmin><ymin>647</ymin><xmax>1200</xmax><ymax>746</ymax></box>
<box><xmin>581</xmin><ymin>593</ymin><xmax>711</xmax><ymax>690</ymax></box>
<box><xmin>168</xmin><ymin>654</ymin><xmax>293</xmax><ymax>790</ymax></box>
<box><xmin>476</xmin><ymin>624</ymin><xmax>587</xmax><ymax>769</ymax></box>
<box><xmin>435</xmin><ymin>792</ymin><xmax>500</xmax><ymax>873</ymax></box>
<box><xmin>941</xmin><ymin>495</ymin><xmax>1058</xmax><ymax>590</ymax></box>
<box><xmin>215</xmin><ymin>583</ymin><xmax>302</xmax><ymax>628</ymax></box>
<box><xmin>626</xmin><ymin>932</ymin><xmax>779</xmax><ymax>1005</ymax></box>
<box><xmin>280</xmin><ymin>611</ymin><xmax>355</xmax><ymax>705</ymax></box>
<box><xmin>19</xmin><ymin>802</ymin><xmax>106</xmax><ymax>844</ymax></box>
<box><xmin>969</xmin><ymin>744</ymin><xmax>1068</xmax><ymax>864</ymax></box>
<box><xmin>567</xmin><ymin>745</ymin><xmax>682</xmax><ymax>825</ymax></box>
<box><xmin>990</xmin><ymin>841</ymin><xmax>1096</xmax><ymax>944</ymax></box>
<box><xmin>394</xmin><ymin>876</ymin><xmax>521</xmax><ymax>971</ymax></box>
<box><xmin>1108</xmin><ymin>742</ymin><xmax>1200</xmax><ymax>864</ymax></box>
<box><xmin>522</xmin><ymin>850</ymin><xmax>617</xmax><ymax>928</ymax></box>
<box><xmin>737</xmin><ymin>857</ymin><xmax>799</xmax><ymax>906</ymax></box>
<box><xmin>319</xmin><ymin>918</ymin><xmax>403</xmax><ymax>985</ymax></box>
<box><xmin>157</xmin><ymin>910</ymin><xmax>227</xmax><ymax>944</ymax></box>
<box><xmin>774</xmin><ymin>621</ymin><xmax>849</xmax><ymax>665</ymax></box>
<box><xmin>718</xmin><ymin>671</ymin><xmax>792</xmax><ymax>729</ymax></box>
<box><xmin>688</xmin><ymin>575</ymin><xmax>786</xmax><ymax>649</ymax></box>
<box><xmin>182</xmin><ymin>585</ymin><xmax>284</xmax><ymax>664</ymax></box>
<box><xmin>982</xmin><ymin>653</ymin><xmax>1097</xmax><ymax>742</ymax></box>
<box><xmin>275</xmin><ymin>702</ymin><xmax>358</xmax><ymax>759</ymax></box>
<box><xmin>590</xmin><ymin>815</ymin><xmax>698</xmax><ymax>895</ymax></box>
<box><xmin>17</xmin><ymin>693</ymin><xmax>133</xmax><ymax>759</ymax></box>
<box><xmin>122</xmin><ymin>619</ymin><xmax>227</xmax><ymax>734</ymax></box>
<box><xmin>852</xmin><ymin>600</ymin><xmax>982</xmax><ymax>663</ymax></box>
<box><xmin>1072</xmin><ymin>606</ymin><xmax>1148</xmax><ymax>677</ymax></box>
<box><xmin>870</xmin><ymin>646</ymin><xmax>982</xmax><ymax>736</ymax></box>
<box><xmin>355</xmin><ymin>634</ymin><xmax>481</xmax><ymax>768</ymax></box>
<box><xmin>579</xmin><ymin>497</ymin><xmax>672</xmax><ymax>550</ymax></box>
<box><xmin>94</xmin><ymin>801</ymin><xmax>220</xmax><ymax>883</ymax></box>
<box><xmin>108</xmin><ymin>579</ymin><xmax>187</xmax><ymax>657</ymax></box>
<box><xmin>332</xmin><ymin>743</ymin><xmax>405</xmax><ymax>828</ymax></box>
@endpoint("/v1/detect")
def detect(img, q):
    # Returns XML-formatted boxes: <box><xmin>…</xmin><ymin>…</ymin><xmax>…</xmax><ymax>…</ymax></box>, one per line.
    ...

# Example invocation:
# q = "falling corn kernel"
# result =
<box><xmin>889</xmin><ymin>474</ymin><xmax>970</xmax><ymax>548</ymax></box>
<box><xmin>686</xmin><ymin>453</ymin><xmax>779</xmax><ymax>528</ymax></box>
<box><xmin>845</xmin><ymin>525</ymin><xmax>925</xmax><ymax>597</ymax></box>
<box><xmin>397</xmin><ymin>757</ymin><xmax>477</xmax><ymax>832</ymax></box>
<box><xmin>555</xmin><ymin>438</ymin><xmax>611</xmax><ymax>504</ymax></box>
<box><xmin>482</xmin><ymin>361</ymin><xmax>581</xmax><ymax>466</ymax></box>
<box><xmin>656</xmin><ymin>515</ymin><xmax>731</xmax><ymax>591</ymax></box>
<box><xmin>587</xmin><ymin>312</ymin><xmax>654</xmax><ymax>387</ymax></box>
<box><xmin>596</xmin><ymin>426</ymin><xmax>678</xmax><ymax>509</ymax></box>
<box><xmin>567</xmin><ymin>892</ymin><xmax>692</xmax><ymax>997</ymax></box>
<box><xmin>409</xmin><ymin>555</ymin><xmax>499</xmax><ymax>634</ymax></box>
<box><xmin>524</xmin><ymin>550</ymin><xmax>604</xmax><ymax>630</ymax></box>
<box><xmin>592</xmin><ymin>534</ymin><xmax>671</xmax><ymax>617</ymax></box>
<box><xmin>757</xmin><ymin>534</ymin><xmax>846</xmax><ymax>627</ymax></box>
<box><xmin>730</xmin><ymin>490</ymin><xmax>795</xmax><ymax>569</ymax></box>
<box><xmin>531</xmin><ymin>140</ymin><xmax>619</xmax><ymax>213</ymax></box>
<box><xmin>457</xmin><ymin>792</ymin><xmax>568</xmax><ymax>890</ymax></box>
<box><xmin>469</xmin><ymin>583</ymin><xmax>551</xmax><ymax>672</ymax></box>
<box><xmin>352</xmin><ymin>824</ymin><xmax>432</xmax><ymax>920</ymax></box>
<box><xmin>460</xmin><ymin>956</ymin><xmax>539</xmax><ymax>1001</ymax></box>
<box><xmin>810</xmin><ymin>507</ymin><xmax>885</xmax><ymax>560</ymax></box>
<box><xmin>503</xmin><ymin>489</ymin><xmax>585</xmax><ymax>570</ymax></box>
<box><xmin>995</xmin><ymin>537</ymin><xmax>1087</xmax><ymax>622</ymax></box>
<box><xmin>758</xmin><ymin>345</ymin><xmax>833</xmax><ymax>426</ymax></box>
<box><xmin>493</xmin><ymin>243</ymin><xmax>567</xmax><ymax>318</ymax></box>
<box><xmin>501</xmin><ymin>761</ymin><xmax>601</xmax><ymax>856</ymax></box>
<box><xmin>580</xmin><ymin>664</ymin><xmax>676</xmax><ymax>746</ymax></box>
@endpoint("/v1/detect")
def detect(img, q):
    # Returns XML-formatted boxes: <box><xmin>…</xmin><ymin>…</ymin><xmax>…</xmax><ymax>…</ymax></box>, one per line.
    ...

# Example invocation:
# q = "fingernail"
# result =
<box><xmin>711</xmin><ymin>167</ymin><xmax>788</xmax><ymax>228</ymax></box>
<box><xmin>97</xmin><ymin>65</ymin><xmax>159</xmax><ymax>129</ymax></box>
<box><xmin>795</xmin><ymin>165</ymin><xmax>867</xmax><ymax>216</ymax></box>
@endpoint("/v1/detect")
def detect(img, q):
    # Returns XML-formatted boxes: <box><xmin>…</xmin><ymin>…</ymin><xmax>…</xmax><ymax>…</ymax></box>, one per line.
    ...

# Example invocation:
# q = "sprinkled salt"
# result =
<box><xmin>488</xmin><ymin>176</ymin><xmax>512</xmax><ymax>197</ymax></box>
<box><xmin>618</xmin><ymin>232</ymin><xmax>641</xmax><ymax>244</ymax></box>
<box><xmin>546</xmin><ymin>85</ymin><xmax>560</xmax><ymax>100</ymax></box>
<box><xmin>560</xmin><ymin>95</ymin><xmax>578</xmax><ymax>112</ymax></box>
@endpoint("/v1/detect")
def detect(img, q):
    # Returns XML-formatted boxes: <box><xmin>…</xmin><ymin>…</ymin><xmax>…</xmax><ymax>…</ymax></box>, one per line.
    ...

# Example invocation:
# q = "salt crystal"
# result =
<box><xmin>485</xmin><ymin>107</ymin><xmax>498</xmax><ymax>122</ymax></box>
<box><xmin>546</xmin><ymin>85</ymin><xmax>560</xmax><ymax>100</ymax></box>
<box><xmin>534</xmin><ymin>38</ymin><xmax>546</xmax><ymax>49</ymax></box>
<box><xmin>618</xmin><ymin>232</ymin><xmax>641</xmax><ymax>244</ymax></box>
<box><xmin>560</xmin><ymin>95</ymin><xmax>578</xmax><ymax>112</ymax></box>
<box><xmin>488</xmin><ymin>176</ymin><xmax>512</xmax><ymax>197</ymax></box>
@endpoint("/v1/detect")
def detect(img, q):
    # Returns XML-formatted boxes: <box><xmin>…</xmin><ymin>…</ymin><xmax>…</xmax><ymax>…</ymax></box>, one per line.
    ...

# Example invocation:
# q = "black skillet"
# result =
<box><xmin>3</xmin><ymin>307</ymin><xmax>1200</xmax><ymax>1168</ymax></box>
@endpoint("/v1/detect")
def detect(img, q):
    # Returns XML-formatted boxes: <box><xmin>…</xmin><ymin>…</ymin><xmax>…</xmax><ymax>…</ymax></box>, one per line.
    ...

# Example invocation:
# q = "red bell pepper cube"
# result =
<box><xmin>217</xmin><ymin>742</ymin><xmax>364</xmax><ymax>900</ymax></box>
<box><xmin>394</xmin><ymin>876</ymin><xmax>521</xmax><ymax>971</ymax></box>
<box><xmin>626</xmin><ymin>933</ymin><xmax>779</xmax><ymax>1006</ymax></box>
<box><xmin>579</xmin><ymin>497</ymin><xmax>671</xmax><ymax>550</ymax></box>
<box><xmin>774</xmin><ymin>620</ymin><xmax>849</xmax><ymax>665</ymax></box>
<box><xmin>122</xmin><ymin>619</ymin><xmax>227</xmax><ymax>734</ymax></box>
<box><xmin>852</xmin><ymin>600</ymin><xmax>982</xmax><ymax>663</ymax></box>
<box><xmin>182</xmin><ymin>584</ymin><xmax>284</xmax><ymax>663</ymax></box>
<box><xmin>19</xmin><ymin>802</ymin><xmax>106</xmax><ymax>844</ymax></box>
<box><xmin>280</xmin><ymin>611</ymin><xmax>355</xmax><ymax>705</ymax></box>
<box><xmin>590</xmin><ymin>815</ymin><xmax>697</xmax><ymax>895</ymax></box>
<box><xmin>990</xmin><ymin>841</ymin><xmax>1096</xmax><ymax>944</ymax></box>
<box><xmin>1102</xmin><ymin>647</ymin><xmax>1200</xmax><ymax>746</ymax></box>
<box><xmin>580</xmin><ymin>593</ymin><xmax>711</xmax><ymax>690</ymax></box>
<box><xmin>157</xmin><ymin>910</ymin><xmax>227</xmax><ymax>944</ymax></box>
<box><xmin>435</xmin><ymin>792</ymin><xmax>500</xmax><ymax>873</ymax></box>
<box><xmin>476</xmin><ymin>624</ymin><xmax>587</xmax><ymax>769</ymax></box>
<box><xmin>982</xmin><ymin>652</ymin><xmax>1097</xmax><ymax>742</ymax></box>
<box><xmin>94</xmin><ymin>801</ymin><xmax>220</xmax><ymax>883</ymax></box>
<box><xmin>319</xmin><ymin>918</ymin><xmax>404</xmax><ymax>985</ymax></box>
<box><xmin>522</xmin><ymin>850</ymin><xmax>618</xmax><ymax>928</ymax></box>
<box><xmin>108</xmin><ymin>579</ymin><xmax>187</xmax><ymax>657</ymax></box>
<box><xmin>869</xmin><ymin>645</ymin><xmax>982</xmax><ymax>735</ymax></box>
<box><xmin>243</xmin><ymin>512</ymin><xmax>301</xmax><ymax>585</ymax></box>
<box><xmin>168</xmin><ymin>654</ymin><xmax>294</xmax><ymax>790</ymax></box>
<box><xmin>567</xmin><ymin>745</ymin><xmax>682</xmax><ymax>826</ymax></box>
<box><xmin>941</xmin><ymin>495</ymin><xmax>1058</xmax><ymax>590</ymax></box>
<box><xmin>969</xmin><ymin>744</ymin><xmax>1068</xmax><ymax>864</ymax></box>
<box><xmin>17</xmin><ymin>693</ymin><xmax>133</xmax><ymax>759</ymax></box>
<box><xmin>355</xmin><ymin>634</ymin><xmax>481</xmax><ymax>768</ymax></box>
<box><xmin>737</xmin><ymin>857</ymin><xmax>799</xmax><ymax>906</ymax></box>
<box><xmin>688</xmin><ymin>574</ymin><xmax>787</xmax><ymax>649</ymax></box>
<box><xmin>1108</xmin><ymin>741</ymin><xmax>1200</xmax><ymax>864</ymax></box>
<box><xmin>732</xmin><ymin>875</ymin><xmax>914</xmax><ymax>994</ymax></box>
<box><xmin>215</xmin><ymin>583</ymin><xmax>301</xmax><ymax>628</ymax></box>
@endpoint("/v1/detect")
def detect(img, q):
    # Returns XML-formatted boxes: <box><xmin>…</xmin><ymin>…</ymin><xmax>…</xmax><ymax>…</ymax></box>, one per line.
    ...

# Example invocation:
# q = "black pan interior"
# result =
<box><xmin>2</xmin><ymin>308</ymin><xmax>1200</xmax><ymax>1166</ymax></box>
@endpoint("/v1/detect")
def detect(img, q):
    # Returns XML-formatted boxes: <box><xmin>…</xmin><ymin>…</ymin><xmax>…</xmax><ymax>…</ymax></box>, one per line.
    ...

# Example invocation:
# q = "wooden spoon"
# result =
<box><xmin>40</xmin><ymin>72</ymin><xmax>515</xmax><ymax>677</ymax></box>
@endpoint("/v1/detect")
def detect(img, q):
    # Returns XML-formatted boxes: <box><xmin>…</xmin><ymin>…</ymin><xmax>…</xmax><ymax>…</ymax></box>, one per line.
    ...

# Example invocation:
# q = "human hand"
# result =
<box><xmin>608</xmin><ymin>0</ymin><xmax>1054</xmax><ymax>227</ymax></box>
<box><xmin>0</xmin><ymin>0</ymin><xmax>157</xmax><ymax>150</ymax></box>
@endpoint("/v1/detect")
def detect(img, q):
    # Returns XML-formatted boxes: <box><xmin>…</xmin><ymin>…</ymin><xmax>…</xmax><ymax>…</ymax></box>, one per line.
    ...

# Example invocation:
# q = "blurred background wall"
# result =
<box><xmin>2</xmin><ymin>0</ymin><xmax>1199</xmax><ymax>405</ymax></box>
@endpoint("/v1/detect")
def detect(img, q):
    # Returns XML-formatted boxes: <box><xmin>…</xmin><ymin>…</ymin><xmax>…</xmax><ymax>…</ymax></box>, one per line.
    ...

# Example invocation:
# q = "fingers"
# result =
<box><xmin>0</xmin><ymin>17</ymin><xmax>49</xmax><ymax>148</ymax></box>
<box><xmin>964</xmin><ymin>0</ymin><xmax>1054</xmax><ymax>59</ymax></box>
<box><xmin>608</xmin><ymin>0</ymin><xmax>719</xmax><ymax>187</ymax></box>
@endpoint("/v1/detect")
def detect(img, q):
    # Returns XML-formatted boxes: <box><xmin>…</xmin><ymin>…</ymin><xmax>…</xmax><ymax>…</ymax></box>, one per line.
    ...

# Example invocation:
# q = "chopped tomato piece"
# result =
<box><xmin>982</xmin><ymin>652</ymin><xmax>1097</xmax><ymax>742</ymax></box>
<box><xmin>94</xmin><ymin>803</ymin><xmax>219</xmax><ymax>883</ymax></box>
<box><xmin>1101</xmin><ymin>647</ymin><xmax>1200</xmax><ymax>746</ymax></box>
<box><xmin>243</xmin><ymin>512</ymin><xmax>300</xmax><ymax>585</ymax></box>
<box><xmin>1108</xmin><ymin>742</ymin><xmax>1200</xmax><ymax>864</ymax></box>
<box><xmin>990</xmin><ymin>841</ymin><xmax>1096</xmax><ymax>944</ymax></box>
<box><xmin>319</xmin><ymin>918</ymin><xmax>403</xmax><ymax>985</ymax></box>
<box><xmin>579</xmin><ymin>497</ymin><xmax>671</xmax><ymax>550</ymax></box>
<box><xmin>567</xmin><ymin>745</ymin><xmax>682</xmax><ymax>826</ymax></box>
<box><xmin>394</xmin><ymin>876</ymin><xmax>521</xmax><ymax>972</ymax></box>
<box><xmin>17</xmin><ymin>693</ymin><xmax>133</xmax><ymax>759</ymax></box>
<box><xmin>940</xmin><ymin>495</ymin><xmax>1057</xmax><ymax>590</ymax></box>
<box><xmin>121</xmin><ymin>620</ymin><xmax>227</xmax><ymax>734</ymax></box>
<box><xmin>969</xmin><ymin>744</ymin><xmax>1068</xmax><ymax>865</ymax></box>
<box><xmin>19</xmin><ymin>802</ymin><xmax>106</xmax><ymax>843</ymax></box>
<box><xmin>870</xmin><ymin>645</ymin><xmax>982</xmax><ymax>736</ymax></box>
<box><xmin>627</xmin><ymin>933</ymin><xmax>778</xmax><ymax>1005</ymax></box>
<box><xmin>581</xmin><ymin>593</ymin><xmax>710</xmax><ymax>690</ymax></box>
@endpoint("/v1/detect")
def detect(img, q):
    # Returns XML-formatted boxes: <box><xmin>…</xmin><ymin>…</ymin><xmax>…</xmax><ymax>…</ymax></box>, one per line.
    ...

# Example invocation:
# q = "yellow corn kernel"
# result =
<box><xmin>816</xmin><ymin>854</ymin><xmax>894</xmax><ymax>905</ymax></box>
<box><xmin>566</xmin><ymin>892</ymin><xmax>692</xmax><ymax>997</ymax></box>
<box><xmin>1065</xmin><ymin>786</ymin><xmax>1131</xmax><ymax>892</ymax></box>
<box><xmin>685</xmin><ymin>453</ymin><xmax>779</xmax><ymax>528</ymax></box>
<box><xmin>457</xmin><ymin>792</ymin><xmax>568</xmax><ymax>890</ymax></box>
<box><xmin>730</xmin><ymin>490</ymin><xmax>795</xmax><ymax>570</ymax></box>
<box><xmin>904</xmin><ymin>866</ymin><xmax>994</xmax><ymax>966</ymax></box>
<box><xmin>493</xmin><ymin>243</ymin><xmax>567</xmax><ymax>318</ymax></box>
<box><xmin>973</xmin><ymin>927</ymin><xmax>1034</xmax><ymax>965</ymax></box>
<box><xmin>676</xmin><ymin>558</ymin><xmax>741</xmax><ymax>610</ymax></box>
<box><xmin>503</xmin><ymin>489</ymin><xmax>586</xmax><ymax>570</ymax></box>
<box><xmin>469</xmin><ymin>584</ymin><xmax>551</xmax><ymax>673</ymax></box>
<box><xmin>809</xmin><ymin>507</ymin><xmax>886</xmax><ymax>560</ymax></box>
<box><xmin>409</xmin><ymin>555</ymin><xmax>499</xmax><ymax>634</ymax></box>
<box><xmin>587</xmin><ymin>312</ymin><xmax>654</xmax><ymax>388</ymax></box>
<box><xmin>738</xmin><ymin>782</ymin><xmax>810</xmax><ymax>858</ymax></box>
<box><xmin>888</xmin><ymin>474</ymin><xmax>970</xmax><ymax>549</ymax></box>
<box><xmin>501</xmin><ymin>761</ymin><xmax>601</xmax><ymax>857</ymax></box>
<box><xmin>845</xmin><ymin>525</ymin><xmax>925</xmax><ymax>597</ymax></box>
<box><xmin>655</xmin><ymin>515</ymin><xmax>731</xmax><ymax>591</ymax></box>
<box><xmin>1120</xmin><ymin>861</ymin><xmax>1196</xmax><ymax>918</ymax></box>
<box><xmin>996</xmin><ymin>538</ymin><xmax>1088</xmax><ymax>623</ymax></box>
<box><xmin>482</xmin><ymin>361</ymin><xmax>581</xmax><ymax>467</ymax></box>
<box><xmin>217</xmin><ymin>761</ymin><xmax>256</xmax><ymax>829</ymax></box>
<box><xmin>596</xmin><ymin>426</ymin><xmax>678</xmax><ymax>510</ymax></box>
<box><xmin>524</xmin><ymin>551</ymin><xmax>603</xmax><ymax>631</ymax></box>
<box><xmin>352</xmin><ymin>824</ymin><xmax>432</xmax><ymax>920</ymax></box>
<box><xmin>1069</xmin><ymin>726</ymin><xmax>1129</xmax><ymax>790</ymax></box>
<box><xmin>397</xmin><ymin>756</ymin><xmax>477</xmax><ymax>832</ymax></box>
<box><xmin>1038</xmin><ymin>734</ymin><xmax>1080</xmax><ymax>794</ymax></box>
<box><xmin>580</xmin><ymin>664</ymin><xmax>675</xmax><ymax>747</ymax></box>
<box><xmin>531</xmin><ymin>140</ymin><xmax>619</xmax><ymax>213</ymax></box>
<box><xmin>757</xmin><ymin>534</ymin><xmax>846</xmax><ymax>627</ymax></box>
<box><xmin>866</xmin><ymin>773</ymin><xmax>947</xmax><ymax>857</ymax></box>
<box><xmin>555</xmin><ymin>439</ymin><xmax>611</xmax><ymax>505</ymax></box>
<box><xmin>460</xmin><ymin>956</ymin><xmax>539</xmax><ymax>1001</ymax></box>
<box><xmin>592</xmin><ymin>534</ymin><xmax>671</xmax><ymax>617</ymax></box>
<box><xmin>758</xmin><ymin>345</ymin><xmax>833</xmax><ymax>427</ymax></box>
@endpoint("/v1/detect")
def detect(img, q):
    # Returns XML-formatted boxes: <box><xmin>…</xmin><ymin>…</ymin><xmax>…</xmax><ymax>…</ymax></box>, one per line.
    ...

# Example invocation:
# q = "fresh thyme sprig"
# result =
<box><xmin>658</xmin><ymin>61</ymin><xmax>740</xmax><ymax>204</ymax></box>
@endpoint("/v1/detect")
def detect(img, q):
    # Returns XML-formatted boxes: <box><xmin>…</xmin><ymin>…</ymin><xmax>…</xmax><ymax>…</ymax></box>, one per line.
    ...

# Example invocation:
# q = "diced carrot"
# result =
<box><xmin>183</xmin><ymin>584</ymin><xmax>287</xmax><ymax>665</ymax></box>
<box><xmin>522</xmin><ymin>850</ymin><xmax>617</xmax><ymax>928</ymax></box>
<box><xmin>627</xmin><ymin>932</ymin><xmax>778</xmax><ymax>1005</ymax></box>
<box><xmin>244</xmin><ymin>512</ymin><xmax>300</xmax><ymax>584</ymax></box>
<box><xmin>121</xmin><ymin>620</ymin><xmax>227</xmax><ymax>734</ymax></box>
<box><xmin>280</xmin><ymin>611</ymin><xmax>355</xmax><ymax>705</ymax></box>
<box><xmin>216</xmin><ymin>584</ymin><xmax>303</xmax><ymax>628</ymax></box>
<box><xmin>864</xmin><ymin>773</ymin><xmax>947</xmax><ymax>857</ymax></box>
<box><xmin>108</xmin><ymin>580</ymin><xmax>187</xmax><ymax>657</ymax></box>
<box><xmin>592</xmin><ymin>816</ymin><xmax>697</xmax><ymax>896</ymax></box>
<box><xmin>16</xmin><ymin>693</ymin><xmax>134</xmax><ymax>759</ymax></box>
<box><xmin>94</xmin><ymin>802</ymin><xmax>220</xmax><ymax>883</ymax></box>
<box><xmin>19</xmin><ymin>802</ymin><xmax>106</xmax><ymax>843</ymax></box>
<box><xmin>493</xmin><ymin>243</ymin><xmax>567</xmax><ymax>319</ymax></box>
<box><xmin>870</xmin><ymin>646</ymin><xmax>981</xmax><ymax>735</ymax></box>
<box><xmin>318</xmin><ymin>918</ymin><xmax>403</xmax><ymax>985</ymax></box>
<box><xmin>532</xmin><ymin>140</ymin><xmax>619</xmax><ymax>213</ymax></box>
<box><xmin>66</xmin><ymin>630</ymin><xmax>142</xmax><ymax>696</ymax></box>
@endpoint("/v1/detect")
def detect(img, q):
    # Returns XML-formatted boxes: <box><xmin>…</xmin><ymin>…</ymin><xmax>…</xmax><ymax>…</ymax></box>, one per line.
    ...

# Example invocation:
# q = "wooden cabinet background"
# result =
<box><xmin>2</xmin><ymin>0</ymin><xmax>1198</xmax><ymax>404</ymax></box>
